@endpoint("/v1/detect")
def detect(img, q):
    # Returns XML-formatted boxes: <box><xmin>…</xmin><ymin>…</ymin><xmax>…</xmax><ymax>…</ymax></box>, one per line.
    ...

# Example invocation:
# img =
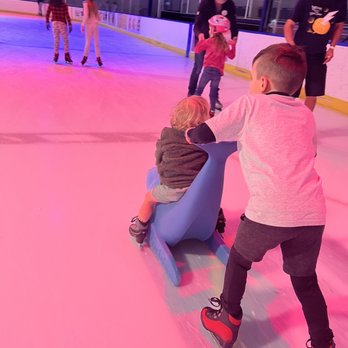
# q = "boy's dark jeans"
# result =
<box><xmin>221</xmin><ymin>247</ymin><xmax>333</xmax><ymax>347</ymax></box>
<box><xmin>291</xmin><ymin>274</ymin><xmax>334</xmax><ymax>347</ymax></box>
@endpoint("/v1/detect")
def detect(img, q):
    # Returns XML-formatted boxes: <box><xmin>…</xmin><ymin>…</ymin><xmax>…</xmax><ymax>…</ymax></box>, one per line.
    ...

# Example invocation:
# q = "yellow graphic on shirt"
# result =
<box><xmin>310</xmin><ymin>10</ymin><xmax>338</xmax><ymax>35</ymax></box>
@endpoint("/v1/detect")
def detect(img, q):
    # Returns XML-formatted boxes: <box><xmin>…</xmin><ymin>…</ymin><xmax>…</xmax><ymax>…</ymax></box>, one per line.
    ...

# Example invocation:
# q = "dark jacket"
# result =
<box><xmin>155</xmin><ymin>127</ymin><xmax>208</xmax><ymax>189</ymax></box>
<box><xmin>194</xmin><ymin>0</ymin><xmax>238</xmax><ymax>40</ymax></box>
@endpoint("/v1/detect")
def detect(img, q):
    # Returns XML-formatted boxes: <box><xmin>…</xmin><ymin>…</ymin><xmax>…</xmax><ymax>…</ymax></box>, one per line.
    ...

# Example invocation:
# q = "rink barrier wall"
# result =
<box><xmin>1</xmin><ymin>1</ymin><xmax>347</xmax><ymax>115</ymax></box>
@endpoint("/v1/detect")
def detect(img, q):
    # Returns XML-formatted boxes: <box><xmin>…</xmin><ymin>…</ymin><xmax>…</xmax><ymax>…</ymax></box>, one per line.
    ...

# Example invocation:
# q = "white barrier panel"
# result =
<box><xmin>233</xmin><ymin>31</ymin><xmax>348</xmax><ymax>102</ymax></box>
<box><xmin>1</xmin><ymin>1</ymin><xmax>347</xmax><ymax>103</ymax></box>
<box><xmin>0</xmin><ymin>0</ymin><xmax>37</xmax><ymax>13</ymax></box>
<box><xmin>69</xmin><ymin>9</ymin><xmax>190</xmax><ymax>51</ymax></box>
<box><xmin>136</xmin><ymin>17</ymin><xmax>190</xmax><ymax>51</ymax></box>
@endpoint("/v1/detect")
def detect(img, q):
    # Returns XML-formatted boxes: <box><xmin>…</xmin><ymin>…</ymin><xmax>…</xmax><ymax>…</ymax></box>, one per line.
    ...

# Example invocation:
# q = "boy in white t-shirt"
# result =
<box><xmin>186</xmin><ymin>43</ymin><xmax>334</xmax><ymax>348</ymax></box>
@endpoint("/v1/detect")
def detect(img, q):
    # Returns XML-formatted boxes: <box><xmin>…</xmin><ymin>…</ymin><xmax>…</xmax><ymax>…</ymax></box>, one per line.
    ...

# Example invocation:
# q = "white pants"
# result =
<box><xmin>83</xmin><ymin>23</ymin><xmax>100</xmax><ymax>57</ymax></box>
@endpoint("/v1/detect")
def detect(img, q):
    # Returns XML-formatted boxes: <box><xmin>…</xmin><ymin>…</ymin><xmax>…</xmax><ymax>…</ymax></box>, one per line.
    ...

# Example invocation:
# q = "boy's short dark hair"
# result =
<box><xmin>252</xmin><ymin>43</ymin><xmax>307</xmax><ymax>95</ymax></box>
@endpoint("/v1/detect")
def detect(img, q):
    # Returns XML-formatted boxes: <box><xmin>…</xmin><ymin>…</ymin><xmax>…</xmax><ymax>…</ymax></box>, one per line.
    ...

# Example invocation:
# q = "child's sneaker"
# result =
<box><xmin>129</xmin><ymin>217</ymin><xmax>148</xmax><ymax>244</ymax></box>
<box><xmin>209</xmin><ymin>110</ymin><xmax>215</xmax><ymax>117</ymax></box>
<box><xmin>201</xmin><ymin>297</ymin><xmax>241</xmax><ymax>348</ymax></box>
<box><xmin>306</xmin><ymin>338</ymin><xmax>336</xmax><ymax>348</ymax></box>
<box><xmin>53</xmin><ymin>53</ymin><xmax>59</xmax><ymax>63</ymax></box>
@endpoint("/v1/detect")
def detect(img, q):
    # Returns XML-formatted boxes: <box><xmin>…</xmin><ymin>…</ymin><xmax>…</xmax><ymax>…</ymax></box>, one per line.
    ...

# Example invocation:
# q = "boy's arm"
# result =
<box><xmin>185</xmin><ymin>123</ymin><xmax>216</xmax><ymax>144</ymax></box>
<box><xmin>187</xmin><ymin>95</ymin><xmax>250</xmax><ymax>144</ymax></box>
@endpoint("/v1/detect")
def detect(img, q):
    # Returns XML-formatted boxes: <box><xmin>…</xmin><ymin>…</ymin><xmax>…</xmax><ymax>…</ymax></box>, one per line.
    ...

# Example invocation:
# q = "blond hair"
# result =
<box><xmin>252</xmin><ymin>43</ymin><xmax>307</xmax><ymax>95</ymax></box>
<box><xmin>170</xmin><ymin>96</ymin><xmax>209</xmax><ymax>131</ymax></box>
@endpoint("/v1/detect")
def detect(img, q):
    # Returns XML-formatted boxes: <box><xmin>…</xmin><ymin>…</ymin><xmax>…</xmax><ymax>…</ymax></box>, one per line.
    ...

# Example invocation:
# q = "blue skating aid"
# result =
<box><xmin>145</xmin><ymin>141</ymin><xmax>237</xmax><ymax>286</ymax></box>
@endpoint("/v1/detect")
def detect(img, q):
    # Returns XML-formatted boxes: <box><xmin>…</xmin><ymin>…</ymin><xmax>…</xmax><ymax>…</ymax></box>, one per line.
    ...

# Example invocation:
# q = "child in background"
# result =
<box><xmin>46</xmin><ymin>0</ymin><xmax>73</xmax><ymax>63</ymax></box>
<box><xmin>81</xmin><ymin>0</ymin><xmax>103</xmax><ymax>67</ymax></box>
<box><xmin>186</xmin><ymin>43</ymin><xmax>335</xmax><ymax>348</ymax></box>
<box><xmin>187</xmin><ymin>0</ymin><xmax>239</xmax><ymax>111</ymax></box>
<box><xmin>194</xmin><ymin>15</ymin><xmax>236</xmax><ymax>117</ymax></box>
<box><xmin>129</xmin><ymin>96</ymin><xmax>210</xmax><ymax>244</ymax></box>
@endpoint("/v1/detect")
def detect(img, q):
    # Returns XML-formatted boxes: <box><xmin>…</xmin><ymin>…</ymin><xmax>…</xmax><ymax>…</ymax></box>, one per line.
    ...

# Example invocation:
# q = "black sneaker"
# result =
<box><xmin>129</xmin><ymin>217</ymin><xmax>148</xmax><ymax>244</ymax></box>
<box><xmin>53</xmin><ymin>53</ymin><xmax>59</xmax><ymax>63</ymax></box>
<box><xmin>201</xmin><ymin>297</ymin><xmax>241</xmax><ymax>347</ymax></box>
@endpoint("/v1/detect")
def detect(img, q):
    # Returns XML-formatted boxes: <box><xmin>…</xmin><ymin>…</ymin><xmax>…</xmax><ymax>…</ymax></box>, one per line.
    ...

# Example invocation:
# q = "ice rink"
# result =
<box><xmin>0</xmin><ymin>12</ymin><xmax>347</xmax><ymax>348</ymax></box>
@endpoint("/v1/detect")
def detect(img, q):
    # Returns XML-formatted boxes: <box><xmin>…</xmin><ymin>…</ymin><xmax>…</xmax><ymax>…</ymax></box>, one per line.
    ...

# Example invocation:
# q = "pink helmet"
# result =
<box><xmin>208</xmin><ymin>15</ymin><xmax>230</xmax><ymax>33</ymax></box>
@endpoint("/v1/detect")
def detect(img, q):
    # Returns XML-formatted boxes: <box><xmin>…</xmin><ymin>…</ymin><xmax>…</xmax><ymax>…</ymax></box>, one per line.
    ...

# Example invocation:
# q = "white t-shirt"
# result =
<box><xmin>206</xmin><ymin>93</ymin><xmax>326</xmax><ymax>227</ymax></box>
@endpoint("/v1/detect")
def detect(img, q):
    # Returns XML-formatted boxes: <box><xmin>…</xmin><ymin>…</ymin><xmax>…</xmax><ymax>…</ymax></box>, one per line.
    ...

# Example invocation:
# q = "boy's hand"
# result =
<box><xmin>185</xmin><ymin>128</ymin><xmax>194</xmax><ymax>144</ymax></box>
<box><xmin>46</xmin><ymin>22</ymin><xmax>50</xmax><ymax>30</ymax></box>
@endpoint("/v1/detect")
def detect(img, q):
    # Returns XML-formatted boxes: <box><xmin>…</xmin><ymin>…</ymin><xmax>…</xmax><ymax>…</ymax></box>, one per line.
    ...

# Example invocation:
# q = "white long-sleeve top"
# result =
<box><xmin>82</xmin><ymin>1</ymin><xmax>100</xmax><ymax>27</ymax></box>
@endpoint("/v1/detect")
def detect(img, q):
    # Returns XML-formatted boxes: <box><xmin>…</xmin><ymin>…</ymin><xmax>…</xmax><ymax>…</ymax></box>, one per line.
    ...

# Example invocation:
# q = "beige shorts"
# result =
<box><xmin>151</xmin><ymin>184</ymin><xmax>188</xmax><ymax>204</ymax></box>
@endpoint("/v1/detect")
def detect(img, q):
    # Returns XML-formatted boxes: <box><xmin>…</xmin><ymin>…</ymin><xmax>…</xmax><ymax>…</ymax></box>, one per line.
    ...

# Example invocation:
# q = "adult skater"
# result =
<box><xmin>284</xmin><ymin>0</ymin><xmax>346</xmax><ymax>111</ymax></box>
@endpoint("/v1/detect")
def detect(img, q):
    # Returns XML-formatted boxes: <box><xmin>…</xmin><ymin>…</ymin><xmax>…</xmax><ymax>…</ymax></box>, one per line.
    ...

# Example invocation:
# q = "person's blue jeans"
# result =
<box><xmin>195</xmin><ymin>67</ymin><xmax>222</xmax><ymax>112</ymax></box>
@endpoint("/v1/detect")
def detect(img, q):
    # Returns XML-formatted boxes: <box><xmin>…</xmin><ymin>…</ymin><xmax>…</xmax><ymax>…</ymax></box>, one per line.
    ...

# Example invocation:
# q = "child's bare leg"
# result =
<box><xmin>138</xmin><ymin>191</ymin><xmax>157</xmax><ymax>223</ymax></box>
<box><xmin>129</xmin><ymin>191</ymin><xmax>157</xmax><ymax>244</ymax></box>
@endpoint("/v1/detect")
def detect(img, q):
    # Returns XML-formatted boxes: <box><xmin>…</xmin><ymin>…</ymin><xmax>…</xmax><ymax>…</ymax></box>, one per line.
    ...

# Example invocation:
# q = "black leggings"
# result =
<box><xmin>221</xmin><ymin>246</ymin><xmax>333</xmax><ymax>347</ymax></box>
